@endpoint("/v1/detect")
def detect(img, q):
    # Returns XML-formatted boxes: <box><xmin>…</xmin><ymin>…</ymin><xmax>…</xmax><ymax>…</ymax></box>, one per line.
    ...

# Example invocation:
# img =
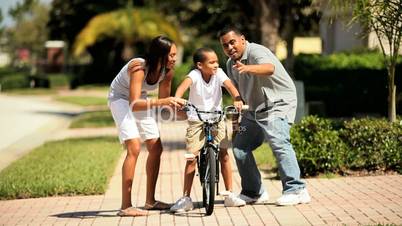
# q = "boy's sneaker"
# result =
<box><xmin>219</xmin><ymin>190</ymin><xmax>232</xmax><ymax>196</ymax></box>
<box><xmin>170</xmin><ymin>196</ymin><xmax>194</xmax><ymax>212</ymax></box>
<box><xmin>238</xmin><ymin>190</ymin><xmax>269</xmax><ymax>204</ymax></box>
<box><xmin>275</xmin><ymin>188</ymin><xmax>311</xmax><ymax>206</ymax></box>
<box><xmin>184</xmin><ymin>153</ymin><xmax>196</xmax><ymax>161</ymax></box>
<box><xmin>224</xmin><ymin>193</ymin><xmax>246</xmax><ymax>207</ymax></box>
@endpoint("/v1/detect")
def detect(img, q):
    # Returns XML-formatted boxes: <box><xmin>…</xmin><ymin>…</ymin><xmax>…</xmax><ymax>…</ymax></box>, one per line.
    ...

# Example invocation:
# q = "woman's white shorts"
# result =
<box><xmin>109</xmin><ymin>99</ymin><xmax>159</xmax><ymax>143</ymax></box>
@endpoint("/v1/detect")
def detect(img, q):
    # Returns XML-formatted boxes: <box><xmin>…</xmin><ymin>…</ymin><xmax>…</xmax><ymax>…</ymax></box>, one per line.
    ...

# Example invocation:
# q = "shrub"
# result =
<box><xmin>290</xmin><ymin>116</ymin><xmax>402</xmax><ymax>176</ymax></box>
<box><xmin>339</xmin><ymin>118</ymin><xmax>402</xmax><ymax>172</ymax></box>
<box><xmin>0</xmin><ymin>67</ymin><xmax>18</xmax><ymax>79</ymax></box>
<box><xmin>291</xmin><ymin>116</ymin><xmax>347</xmax><ymax>176</ymax></box>
<box><xmin>0</xmin><ymin>73</ymin><xmax>30</xmax><ymax>91</ymax></box>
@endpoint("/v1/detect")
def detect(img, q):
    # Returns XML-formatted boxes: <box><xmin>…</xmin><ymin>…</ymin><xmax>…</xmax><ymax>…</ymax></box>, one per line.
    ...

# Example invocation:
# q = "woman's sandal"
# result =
<box><xmin>144</xmin><ymin>201</ymin><xmax>171</xmax><ymax>210</ymax></box>
<box><xmin>117</xmin><ymin>207</ymin><xmax>148</xmax><ymax>217</ymax></box>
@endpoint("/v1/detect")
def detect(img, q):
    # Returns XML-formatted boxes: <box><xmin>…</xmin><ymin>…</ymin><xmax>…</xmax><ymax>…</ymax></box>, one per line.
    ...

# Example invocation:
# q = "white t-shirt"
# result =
<box><xmin>187</xmin><ymin>68</ymin><xmax>229</xmax><ymax>121</ymax></box>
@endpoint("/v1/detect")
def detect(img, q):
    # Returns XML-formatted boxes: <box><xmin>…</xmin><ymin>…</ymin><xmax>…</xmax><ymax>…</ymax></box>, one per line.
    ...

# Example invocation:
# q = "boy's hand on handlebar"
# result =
<box><xmin>233</xmin><ymin>100</ymin><xmax>243</xmax><ymax>112</ymax></box>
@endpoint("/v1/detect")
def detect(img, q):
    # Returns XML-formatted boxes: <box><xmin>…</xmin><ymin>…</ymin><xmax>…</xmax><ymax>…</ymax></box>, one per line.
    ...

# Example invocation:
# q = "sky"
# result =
<box><xmin>0</xmin><ymin>0</ymin><xmax>52</xmax><ymax>27</ymax></box>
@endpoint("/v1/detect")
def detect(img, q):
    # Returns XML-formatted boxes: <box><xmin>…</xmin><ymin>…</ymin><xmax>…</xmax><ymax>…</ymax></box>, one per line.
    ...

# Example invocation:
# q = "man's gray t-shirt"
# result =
<box><xmin>226</xmin><ymin>42</ymin><xmax>297</xmax><ymax>123</ymax></box>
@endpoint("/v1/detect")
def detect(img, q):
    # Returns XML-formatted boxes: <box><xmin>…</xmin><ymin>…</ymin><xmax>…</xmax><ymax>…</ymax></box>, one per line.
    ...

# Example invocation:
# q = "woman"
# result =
<box><xmin>108</xmin><ymin>36</ymin><xmax>185</xmax><ymax>217</ymax></box>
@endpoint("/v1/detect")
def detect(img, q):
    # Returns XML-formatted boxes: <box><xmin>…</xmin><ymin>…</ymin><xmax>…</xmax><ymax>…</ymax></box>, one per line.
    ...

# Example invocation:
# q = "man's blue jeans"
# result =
<box><xmin>233</xmin><ymin>116</ymin><xmax>305</xmax><ymax>197</ymax></box>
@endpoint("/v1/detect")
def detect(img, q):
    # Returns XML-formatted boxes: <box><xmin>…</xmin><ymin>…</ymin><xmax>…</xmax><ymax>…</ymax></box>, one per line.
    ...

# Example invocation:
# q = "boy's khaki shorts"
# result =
<box><xmin>186</xmin><ymin>120</ymin><xmax>230</xmax><ymax>154</ymax></box>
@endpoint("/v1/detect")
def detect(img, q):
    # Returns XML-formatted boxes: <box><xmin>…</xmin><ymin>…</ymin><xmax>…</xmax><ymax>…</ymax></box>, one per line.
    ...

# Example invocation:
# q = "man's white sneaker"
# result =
<box><xmin>276</xmin><ymin>188</ymin><xmax>311</xmax><ymax>206</ymax></box>
<box><xmin>170</xmin><ymin>196</ymin><xmax>194</xmax><ymax>212</ymax></box>
<box><xmin>238</xmin><ymin>190</ymin><xmax>269</xmax><ymax>204</ymax></box>
<box><xmin>224</xmin><ymin>193</ymin><xmax>246</xmax><ymax>207</ymax></box>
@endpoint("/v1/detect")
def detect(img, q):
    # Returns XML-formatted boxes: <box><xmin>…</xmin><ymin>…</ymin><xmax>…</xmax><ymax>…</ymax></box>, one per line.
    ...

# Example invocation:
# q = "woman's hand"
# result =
<box><xmin>160</xmin><ymin>97</ymin><xmax>186</xmax><ymax>107</ymax></box>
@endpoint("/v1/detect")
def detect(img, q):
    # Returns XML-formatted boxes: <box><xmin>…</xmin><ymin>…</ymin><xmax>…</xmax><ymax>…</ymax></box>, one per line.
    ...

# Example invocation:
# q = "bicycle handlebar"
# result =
<box><xmin>180</xmin><ymin>101</ymin><xmax>249</xmax><ymax>123</ymax></box>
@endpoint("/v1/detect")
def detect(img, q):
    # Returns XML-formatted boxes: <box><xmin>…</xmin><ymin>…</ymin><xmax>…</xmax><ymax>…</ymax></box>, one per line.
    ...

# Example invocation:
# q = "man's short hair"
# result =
<box><xmin>217</xmin><ymin>25</ymin><xmax>243</xmax><ymax>38</ymax></box>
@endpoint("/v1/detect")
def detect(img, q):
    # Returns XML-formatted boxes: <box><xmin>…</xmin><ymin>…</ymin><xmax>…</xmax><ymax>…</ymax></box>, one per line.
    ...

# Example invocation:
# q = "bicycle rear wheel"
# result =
<box><xmin>202</xmin><ymin>146</ymin><xmax>216</xmax><ymax>216</ymax></box>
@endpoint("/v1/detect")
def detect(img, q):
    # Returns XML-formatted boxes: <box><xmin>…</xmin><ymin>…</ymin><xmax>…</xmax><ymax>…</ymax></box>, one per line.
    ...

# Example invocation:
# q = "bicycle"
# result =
<box><xmin>181</xmin><ymin>102</ymin><xmax>245</xmax><ymax>215</ymax></box>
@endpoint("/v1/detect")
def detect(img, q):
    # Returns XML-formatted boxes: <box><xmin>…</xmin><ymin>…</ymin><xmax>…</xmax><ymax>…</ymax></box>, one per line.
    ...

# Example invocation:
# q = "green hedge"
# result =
<box><xmin>0</xmin><ymin>73</ymin><xmax>30</xmax><ymax>90</ymax></box>
<box><xmin>340</xmin><ymin>118</ymin><xmax>401</xmax><ymax>171</ymax></box>
<box><xmin>291</xmin><ymin>116</ymin><xmax>402</xmax><ymax>176</ymax></box>
<box><xmin>0</xmin><ymin>68</ymin><xmax>18</xmax><ymax>79</ymax></box>
<box><xmin>0</xmin><ymin>72</ymin><xmax>72</xmax><ymax>91</ymax></box>
<box><xmin>291</xmin><ymin>116</ymin><xmax>347</xmax><ymax>176</ymax></box>
<box><xmin>294</xmin><ymin>52</ymin><xmax>402</xmax><ymax>77</ymax></box>
<box><xmin>293</xmin><ymin>52</ymin><xmax>402</xmax><ymax>116</ymax></box>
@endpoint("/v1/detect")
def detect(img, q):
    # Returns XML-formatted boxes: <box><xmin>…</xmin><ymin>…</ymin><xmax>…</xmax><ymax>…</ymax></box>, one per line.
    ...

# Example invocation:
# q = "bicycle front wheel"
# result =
<box><xmin>202</xmin><ymin>146</ymin><xmax>216</xmax><ymax>216</ymax></box>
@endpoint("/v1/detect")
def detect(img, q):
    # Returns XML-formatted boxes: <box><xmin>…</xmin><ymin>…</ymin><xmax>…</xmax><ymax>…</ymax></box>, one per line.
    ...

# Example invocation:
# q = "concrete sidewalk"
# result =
<box><xmin>0</xmin><ymin>94</ymin><xmax>83</xmax><ymax>171</ymax></box>
<box><xmin>0</xmin><ymin>121</ymin><xmax>401</xmax><ymax>226</ymax></box>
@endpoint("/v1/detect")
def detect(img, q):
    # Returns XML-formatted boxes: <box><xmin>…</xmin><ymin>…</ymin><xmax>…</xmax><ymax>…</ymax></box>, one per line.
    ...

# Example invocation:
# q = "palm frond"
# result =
<box><xmin>73</xmin><ymin>8</ymin><xmax>182</xmax><ymax>56</ymax></box>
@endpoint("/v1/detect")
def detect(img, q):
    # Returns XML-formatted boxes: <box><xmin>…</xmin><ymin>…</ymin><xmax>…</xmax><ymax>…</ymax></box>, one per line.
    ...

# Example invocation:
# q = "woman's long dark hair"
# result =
<box><xmin>145</xmin><ymin>35</ymin><xmax>174</xmax><ymax>84</ymax></box>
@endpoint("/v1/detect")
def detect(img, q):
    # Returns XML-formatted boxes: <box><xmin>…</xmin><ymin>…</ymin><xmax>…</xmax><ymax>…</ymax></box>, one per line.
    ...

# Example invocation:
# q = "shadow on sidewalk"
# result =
<box><xmin>52</xmin><ymin>209</ymin><xmax>119</xmax><ymax>218</ymax></box>
<box><xmin>33</xmin><ymin>110</ymin><xmax>80</xmax><ymax>118</ymax></box>
<box><xmin>160</xmin><ymin>140</ymin><xmax>186</xmax><ymax>150</ymax></box>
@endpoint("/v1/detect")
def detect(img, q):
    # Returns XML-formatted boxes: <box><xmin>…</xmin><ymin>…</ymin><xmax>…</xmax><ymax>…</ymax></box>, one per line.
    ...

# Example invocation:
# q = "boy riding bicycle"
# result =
<box><xmin>170</xmin><ymin>47</ymin><xmax>246</xmax><ymax>212</ymax></box>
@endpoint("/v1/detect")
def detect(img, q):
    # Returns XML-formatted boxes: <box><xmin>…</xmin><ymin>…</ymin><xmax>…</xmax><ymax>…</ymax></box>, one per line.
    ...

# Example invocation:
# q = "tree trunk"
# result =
<box><xmin>282</xmin><ymin>8</ymin><xmax>295</xmax><ymax>77</ymax></box>
<box><xmin>388</xmin><ymin>64</ymin><xmax>396</xmax><ymax>122</ymax></box>
<box><xmin>253</xmin><ymin>0</ymin><xmax>280</xmax><ymax>52</ymax></box>
<box><xmin>285</xmin><ymin>35</ymin><xmax>295</xmax><ymax>77</ymax></box>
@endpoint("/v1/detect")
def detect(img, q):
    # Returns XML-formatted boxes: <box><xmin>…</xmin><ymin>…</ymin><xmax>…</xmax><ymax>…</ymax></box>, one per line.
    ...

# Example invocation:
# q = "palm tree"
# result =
<box><xmin>73</xmin><ymin>6</ymin><xmax>182</xmax><ymax>60</ymax></box>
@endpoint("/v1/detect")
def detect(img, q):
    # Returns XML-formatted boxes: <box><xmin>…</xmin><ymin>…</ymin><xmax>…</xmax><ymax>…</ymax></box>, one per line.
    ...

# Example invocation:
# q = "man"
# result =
<box><xmin>218</xmin><ymin>26</ymin><xmax>310</xmax><ymax>206</ymax></box>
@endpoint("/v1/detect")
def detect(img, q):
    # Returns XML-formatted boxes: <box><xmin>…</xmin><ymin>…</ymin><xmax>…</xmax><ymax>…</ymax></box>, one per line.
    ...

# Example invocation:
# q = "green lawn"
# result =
<box><xmin>70</xmin><ymin>110</ymin><xmax>115</xmax><ymax>128</ymax></box>
<box><xmin>76</xmin><ymin>84</ymin><xmax>109</xmax><ymax>92</ymax></box>
<box><xmin>253</xmin><ymin>143</ymin><xmax>277</xmax><ymax>170</ymax></box>
<box><xmin>55</xmin><ymin>96</ymin><xmax>107</xmax><ymax>106</ymax></box>
<box><xmin>0</xmin><ymin>137</ymin><xmax>122</xmax><ymax>200</ymax></box>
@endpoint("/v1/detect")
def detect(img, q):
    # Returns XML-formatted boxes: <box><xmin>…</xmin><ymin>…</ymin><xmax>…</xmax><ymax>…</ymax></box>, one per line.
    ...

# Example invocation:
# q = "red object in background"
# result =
<box><xmin>17</xmin><ymin>48</ymin><xmax>30</xmax><ymax>61</ymax></box>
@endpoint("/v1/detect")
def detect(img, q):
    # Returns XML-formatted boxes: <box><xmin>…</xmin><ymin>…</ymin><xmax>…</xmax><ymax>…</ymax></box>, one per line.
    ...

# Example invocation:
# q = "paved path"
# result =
<box><xmin>0</xmin><ymin>120</ymin><xmax>401</xmax><ymax>226</ymax></box>
<box><xmin>0</xmin><ymin>94</ymin><xmax>82</xmax><ymax>171</ymax></box>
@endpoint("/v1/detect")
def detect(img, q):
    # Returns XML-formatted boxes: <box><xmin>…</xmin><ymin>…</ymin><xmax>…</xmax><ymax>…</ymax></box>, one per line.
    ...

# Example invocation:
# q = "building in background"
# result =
<box><xmin>45</xmin><ymin>40</ymin><xmax>64</xmax><ymax>73</ymax></box>
<box><xmin>320</xmin><ymin>7</ymin><xmax>402</xmax><ymax>55</ymax></box>
<box><xmin>0</xmin><ymin>37</ymin><xmax>11</xmax><ymax>68</ymax></box>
